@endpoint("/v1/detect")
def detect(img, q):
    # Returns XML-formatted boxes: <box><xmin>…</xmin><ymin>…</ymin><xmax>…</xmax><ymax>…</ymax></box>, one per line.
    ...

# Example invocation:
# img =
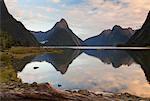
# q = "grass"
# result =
<box><xmin>0</xmin><ymin>65</ymin><xmax>21</xmax><ymax>83</ymax></box>
<box><xmin>6</xmin><ymin>47</ymin><xmax>63</xmax><ymax>59</ymax></box>
<box><xmin>0</xmin><ymin>47</ymin><xmax>63</xmax><ymax>62</ymax></box>
<box><xmin>10</xmin><ymin>47</ymin><xmax>63</xmax><ymax>54</ymax></box>
<box><xmin>0</xmin><ymin>52</ymin><xmax>13</xmax><ymax>65</ymax></box>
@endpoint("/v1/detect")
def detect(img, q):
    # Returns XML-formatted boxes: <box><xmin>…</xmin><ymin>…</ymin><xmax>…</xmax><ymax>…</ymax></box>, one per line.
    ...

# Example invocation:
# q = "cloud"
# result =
<box><xmin>4</xmin><ymin>0</ymin><xmax>150</xmax><ymax>39</ymax></box>
<box><xmin>60</xmin><ymin>0</ymin><xmax>150</xmax><ymax>39</ymax></box>
<box><xmin>51</xmin><ymin>0</ymin><xmax>60</xmax><ymax>3</ymax></box>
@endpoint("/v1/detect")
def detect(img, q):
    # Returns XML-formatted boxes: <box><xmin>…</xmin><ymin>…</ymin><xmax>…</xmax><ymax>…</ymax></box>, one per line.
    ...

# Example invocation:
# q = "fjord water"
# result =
<box><xmin>17</xmin><ymin>48</ymin><xmax>150</xmax><ymax>97</ymax></box>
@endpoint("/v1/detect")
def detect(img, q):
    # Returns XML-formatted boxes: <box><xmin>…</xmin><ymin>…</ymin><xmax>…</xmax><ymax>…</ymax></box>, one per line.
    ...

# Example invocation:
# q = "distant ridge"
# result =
<box><xmin>84</xmin><ymin>25</ymin><xmax>134</xmax><ymax>46</ymax></box>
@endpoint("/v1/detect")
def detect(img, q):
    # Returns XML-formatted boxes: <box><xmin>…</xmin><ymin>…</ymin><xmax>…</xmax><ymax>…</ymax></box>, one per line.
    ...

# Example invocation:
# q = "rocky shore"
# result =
<box><xmin>0</xmin><ymin>82</ymin><xmax>149</xmax><ymax>101</ymax></box>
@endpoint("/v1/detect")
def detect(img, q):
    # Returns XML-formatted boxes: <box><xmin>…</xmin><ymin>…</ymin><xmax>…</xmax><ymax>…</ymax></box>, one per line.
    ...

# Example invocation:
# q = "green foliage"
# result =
<box><xmin>0</xmin><ymin>32</ymin><xmax>15</xmax><ymax>50</ymax></box>
<box><xmin>0</xmin><ymin>52</ymin><xmax>13</xmax><ymax>65</ymax></box>
<box><xmin>0</xmin><ymin>65</ymin><xmax>21</xmax><ymax>83</ymax></box>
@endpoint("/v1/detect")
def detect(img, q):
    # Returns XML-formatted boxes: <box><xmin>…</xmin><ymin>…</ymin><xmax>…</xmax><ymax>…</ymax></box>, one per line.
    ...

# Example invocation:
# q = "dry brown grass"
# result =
<box><xmin>7</xmin><ymin>47</ymin><xmax>63</xmax><ymax>59</ymax></box>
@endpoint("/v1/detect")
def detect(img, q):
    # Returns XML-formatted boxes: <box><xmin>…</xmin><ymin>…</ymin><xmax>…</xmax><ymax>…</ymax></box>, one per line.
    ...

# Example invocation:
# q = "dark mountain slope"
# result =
<box><xmin>45</xmin><ymin>19</ymin><xmax>83</xmax><ymax>46</ymax></box>
<box><xmin>0</xmin><ymin>0</ymin><xmax>39</xmax><ymax>47</ymax></box>
<box><xmin>127</xmin><ymin>11</ymin><xmax>150</xmax><ymax>46</ymax></box>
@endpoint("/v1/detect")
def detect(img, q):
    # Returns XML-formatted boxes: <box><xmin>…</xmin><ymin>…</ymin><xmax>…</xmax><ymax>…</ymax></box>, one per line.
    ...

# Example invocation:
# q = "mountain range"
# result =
<box><xmin>0</xmin><ymin>0</ymin><xmax>150</xmax><ymax>47</ymax></box>
<box><xmin>84</xmin><ymin>25</ymin><xmax>135</xmax><ymax>46</ymax></box>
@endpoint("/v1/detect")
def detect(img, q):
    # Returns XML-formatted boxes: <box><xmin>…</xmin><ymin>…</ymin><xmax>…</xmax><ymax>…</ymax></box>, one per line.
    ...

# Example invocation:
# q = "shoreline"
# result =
<box><xmin>0</xmin><ymin>82</ymin><xmax>149</xmax><ymax>101</ymax></box>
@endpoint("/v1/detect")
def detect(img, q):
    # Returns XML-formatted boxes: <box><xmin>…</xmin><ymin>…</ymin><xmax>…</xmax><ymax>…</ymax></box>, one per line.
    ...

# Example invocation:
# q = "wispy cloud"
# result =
<box><xmin>50</xmin><ymin>0</ymin><xmax>61</xmax><ymax>4</ymax></box>
<box><xmin>4</xmin><ymin>0</ymin><xmax>150</xmax><ymax>39</ymax></box>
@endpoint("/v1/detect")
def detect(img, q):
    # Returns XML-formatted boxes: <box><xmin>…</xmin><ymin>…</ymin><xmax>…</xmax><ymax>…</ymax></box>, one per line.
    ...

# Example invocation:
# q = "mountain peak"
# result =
<box><xmin>112</xmin><ymin>25</ymin><xmax>122</xmax><ymax>30</ymax></box>
<box><xmin>55</xmin><ymin>18</ymin><xmax>68</xmax><ymax>29</ymax></box>
<box><xmin>142</xmin><ymin>11</ymin><xmax>150</xmax><ymax>28</ymax></box>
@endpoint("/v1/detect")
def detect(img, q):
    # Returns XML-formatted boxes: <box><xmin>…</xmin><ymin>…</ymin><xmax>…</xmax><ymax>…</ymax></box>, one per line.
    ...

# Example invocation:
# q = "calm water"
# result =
<box><xmin>17</xmin><ymin>48</ymin><xmax>150</xmax><ymax>97</ymax></box>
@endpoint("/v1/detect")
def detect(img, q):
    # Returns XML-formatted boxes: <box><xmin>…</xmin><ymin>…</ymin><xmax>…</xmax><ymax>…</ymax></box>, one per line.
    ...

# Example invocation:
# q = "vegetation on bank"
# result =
<box><xmin>0</xmin><ymin>47</ymin><xmax>63</xmax><ymax>83</ymax></box>
<box><xmin>0</xmin><ymin>47</ymin><xmax>63</xmax><ymax>66</ymax></box>
<box><xmin>0</xmin><ymin>66</ymin><xmax>21</xmax><ymax>83</ymax></box>
<box><xmin>0</xmin><ymin>32</ymin><xmax>15</xmax><ymax>50</ymax></box>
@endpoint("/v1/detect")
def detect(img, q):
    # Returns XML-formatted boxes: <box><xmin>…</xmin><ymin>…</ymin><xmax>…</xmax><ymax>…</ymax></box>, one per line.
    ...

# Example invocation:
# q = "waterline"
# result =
<box><xmin>42</xmin><ymin>46</ymin><xmax>150</xmax><ymax>50</ymax></box>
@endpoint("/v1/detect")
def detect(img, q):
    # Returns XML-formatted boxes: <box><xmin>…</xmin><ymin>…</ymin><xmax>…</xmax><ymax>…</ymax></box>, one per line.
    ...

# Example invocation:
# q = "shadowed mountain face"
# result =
<box><xmin>32</xmin><ymin>49</ymin><xmax>81</xmax><ymax>74</ymax></box>
<box><xmin>127</xmin><ymin>11</ymin><xmax>150</xmax><ymax>46</ymax></box>
<box><xmin>44</xmin><ymin>19</ymin><xmax>83</xmax><ymax>46</ymax></box>
<box><xmin>84</xmin><ymin>25</ymin><xmax>134</xmax><ymax>46</ymax></box>
<box><xmin>0</xmin><ymin>0</ymin><xmax>39</xmax><ymax>46</ymax></box>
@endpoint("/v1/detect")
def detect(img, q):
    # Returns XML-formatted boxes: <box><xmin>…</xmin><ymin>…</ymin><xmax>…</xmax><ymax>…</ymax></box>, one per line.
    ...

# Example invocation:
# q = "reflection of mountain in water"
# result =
<box><xmin>84</xmin><ymin>50</ymin><xmax>134</xmax><ymax>68</ymax></box>
<box><xmin>14</xmin><ymin>48</ymin><xmax>150</xmax><ymax>83</ymax></box>
<box><xmin>127</xmin><ymin>50</ymin><xmax>150</xmax><ymax>83</ymax></box>
<box><xmin>32</xmin><ymin>49</ymin><xmax>81</xmax><ymax>74</ymax></box>
<box><xmin>13</xmin><ymin>55</ymin><xmax>36</xmax><ymax>72</ymax></box>
<box><xmin>84</xmin><ymin>49</ymin><xmax>150</xmax><ymax>83</ymax></box>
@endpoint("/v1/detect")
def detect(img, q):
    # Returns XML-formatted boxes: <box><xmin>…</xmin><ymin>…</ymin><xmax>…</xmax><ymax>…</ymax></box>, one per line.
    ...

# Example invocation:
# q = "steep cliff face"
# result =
<box><xmin>84</xmin><ymin>25</ymin><xmax>134</xmax><ymax>46</ymax></box>
<box><xmin>127</xmin><ymin>11</ymin><xmax>150</xmax><ymax>46</ymax></box>
<box><xmin>45</xmin><ymin>19</ymin><xmax>83</xmax><ymax>46</ymax></box>
<box><xmin>0</xmin><ymin>0</ymin><xmax>39</xmax><ymax>47</ymax></box>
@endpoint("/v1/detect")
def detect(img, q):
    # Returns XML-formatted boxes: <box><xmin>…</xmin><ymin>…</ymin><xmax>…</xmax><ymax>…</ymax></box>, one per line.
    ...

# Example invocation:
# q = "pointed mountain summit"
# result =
<box><xmin>84</xmin><ymin>25</ymin><xmax>134</xmax><ymax>46</ymax></box>
<box><xmin>127</xmin><ymin>11</ymin><xmax>150</xmax><ymax>46</ymax></box>
<box><xmin>42</xmin><ymin>19</ymin><xmax>83</xmax><ymax>46</ymax></box>
<box><xmin>0</xmin><ymin>0</ymin><xmax>39</xmax><ymax>48</ymax></box>
<box><xmin>55</xmin><ymin>18</ymin><xmax>69</xmax><ymax>29</ymax></box>
<box><xmin>32</xmin><ymin>18</ymin><xmax>83</xmax><ymax>46</ymax></box>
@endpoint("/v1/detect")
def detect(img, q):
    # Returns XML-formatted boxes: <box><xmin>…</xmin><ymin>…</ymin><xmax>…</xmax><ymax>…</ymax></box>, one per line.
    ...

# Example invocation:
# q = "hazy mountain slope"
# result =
<box><xmin>31</xmin><ymin>31</ymin><xmax>49</xmax><ymax>43</ymax></box>
<box><xmin>84</xmin><ymin>25</ymin><xmax>134</xmax><ymax>46</ymax></box>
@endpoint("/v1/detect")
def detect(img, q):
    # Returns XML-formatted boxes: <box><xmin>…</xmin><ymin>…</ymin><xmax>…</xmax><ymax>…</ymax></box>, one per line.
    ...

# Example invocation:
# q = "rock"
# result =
<box><xmin>0</xmin><ymin>82</ymin><xmax>149</xmax><ymax>101</ymax></box>
<box><xmin>96</xmin><ymin>94</ymin><xmax>103</xmax><ymax>97</ymax></box>
<box><xmin>58</xmin><ymin>84</ymin><xmax>62</xmax><ymax>87</ymax></box>
<box><xmin>31</xmin><ymin>82</ymin><xmax>37</xmax><ymax>87</ymax></box>
<box><xmin>22</xmin><ymin>83</ymin><xmax>29</xmax><ymax>88</ymax></box>
<box><xmin>78</xmin><ymin>90</ymin><xmax>90</xmax><ymax>96</ymax></box>
<box><xmin>33</xmin><ymin>67</ymin><xmax>39</xmax><ymax>69</ymax></box>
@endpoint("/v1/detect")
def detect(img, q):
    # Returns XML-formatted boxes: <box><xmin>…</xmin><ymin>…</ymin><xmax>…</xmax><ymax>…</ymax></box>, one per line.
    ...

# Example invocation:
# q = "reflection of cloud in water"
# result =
<box><xmin>18</xmin><ymin>53</ymin><xmax>150</xmax><ymax>97</ymax></box>
<box><xmin>66</xmin><ymin>53</ymin><xmax>150</xmax><ymax>97</ymax></box>
<box><xmin>18</xmin><ymin>61</ymin><xmax>63</xmax><ymax>83</ymax></box>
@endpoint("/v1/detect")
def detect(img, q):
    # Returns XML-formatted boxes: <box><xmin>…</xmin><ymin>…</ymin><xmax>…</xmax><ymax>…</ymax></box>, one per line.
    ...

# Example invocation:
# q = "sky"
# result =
<box><xmin>4</xmin><ymin>0</ymin><xmax>150</xmax><ymax>40</ymax></box>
